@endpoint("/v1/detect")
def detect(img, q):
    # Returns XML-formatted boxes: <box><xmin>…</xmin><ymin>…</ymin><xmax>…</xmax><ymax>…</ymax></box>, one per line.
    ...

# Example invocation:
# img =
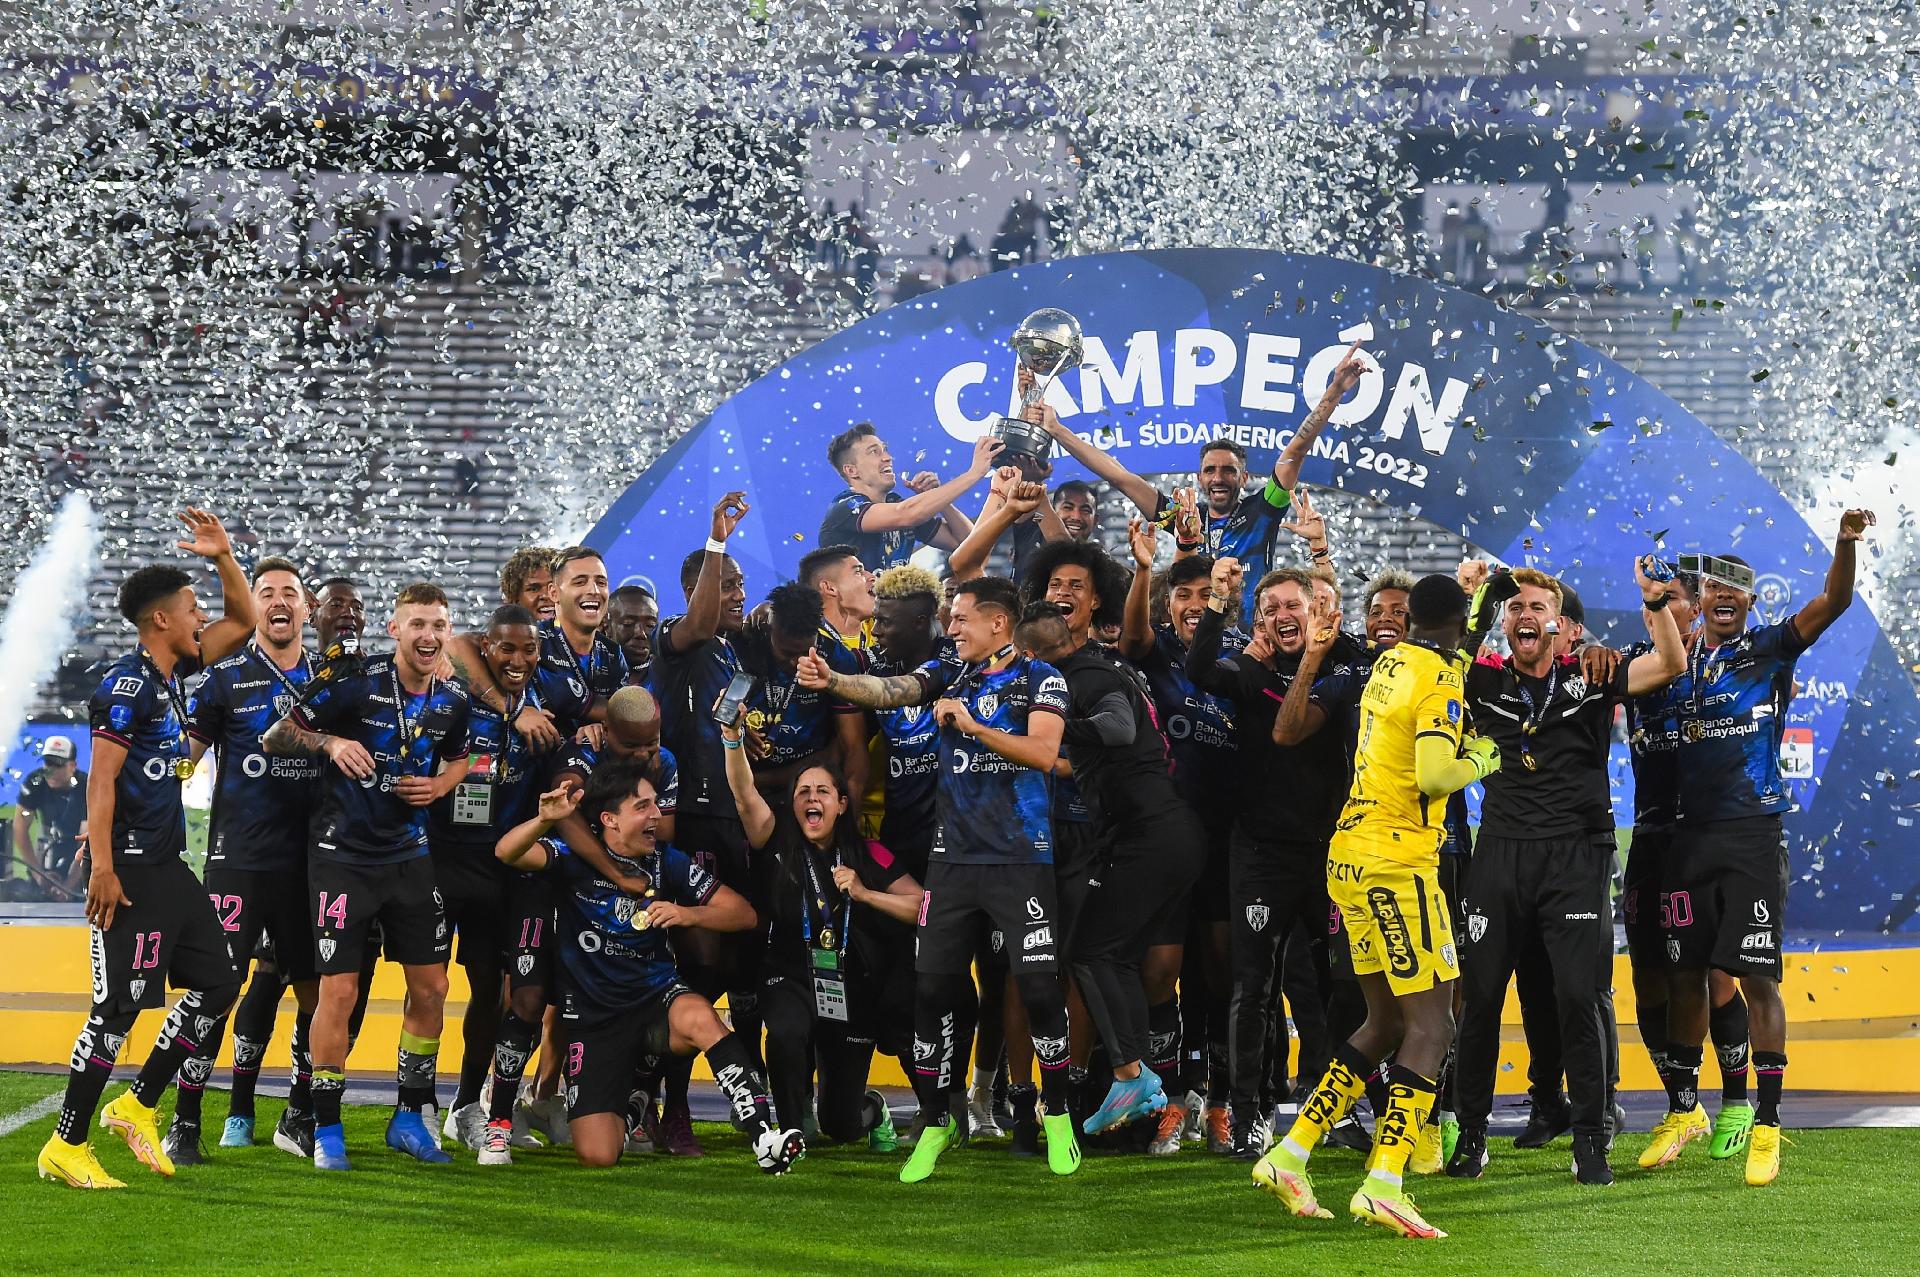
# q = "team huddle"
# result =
<box><xmin>31</xmin><ymin>348</ymin><xmax>1875</xmax><ymax>1240</ymax></box>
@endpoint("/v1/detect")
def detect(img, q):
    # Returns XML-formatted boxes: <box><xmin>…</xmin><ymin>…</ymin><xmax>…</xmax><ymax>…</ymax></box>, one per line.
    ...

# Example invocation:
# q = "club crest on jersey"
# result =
<box><xmin>614</xmin><ymin>896</ymin><xmax>639</xmax><ymax>926</ymax></box>
<box><xmin>1564</xmin><ymin>675</ymin><xmax>1588</xmax><ymax>701</ymax></box>
<box><xmin>1467</xmin><ymin>913</ymin><xmax>1487</xmax><ymax>943</ymax></box>
<box><xmin>517</xmin><ymin>954</ymin><xmax>535</xmax><ymax>976</ymax></box>
<box><xmin>1245</xmin><ymin>904</ymin><xmax>1270</xmax><ymax>932</ymax></box>
<box><xmin>318</xmin><ymin>938</ymin><xmax>337</xmax><ymax>962</ymax></box>
<box><xmin>274</xmin><ymin>692</ymin><xmax>294</xmax><ymax>716</ymax></box>
<box><xmin>129</xmin><ymin>978</ymin><xmax>147</xmax><ymax>1001</ymax></box>
<box><xmin>977</xmin><ymin>693</ymin><xmax>998</xmax><ymax>720</ymax></box>
<box><xmin>1666</xmin><ymin>937</ymin><xmax>1682</xmax><ymax>964</ymax></box>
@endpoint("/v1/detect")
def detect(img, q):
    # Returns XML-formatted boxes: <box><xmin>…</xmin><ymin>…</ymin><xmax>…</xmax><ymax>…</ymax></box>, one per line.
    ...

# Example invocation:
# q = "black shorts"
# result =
<box><xmin>205</xmin><ymin>865</ymin><xmax>317</xmax><ymax>984</ymax></box>
<box><xmin>505</xmin><ymin>871</ymin><xmax>555</xmax><ymax>994</ymax></box>
<box><xmin>1437</xmin><ymin>849</ymin><xmax>1470</xmax><ymax>943</ymax></box>
<box><xmin>1052</xmin><ymin>820</ymin><xmax>1106</xmax><ymax>953</ymax></box>
<box><xmin>674</xmin><ymin>812</ymin><xmax>753</xmax><ymax>898</ymax></box>
<box><xmin>1666</xmin><ymin>815</ymin><xmax>1787</xmax><ymax>981</ymax></box>
<box><xmin>917</xmin><ymin>859</ymin><xmax>1060</xmax><ymax>977</ymax></box>
<box><xmin>560</xmin><ymin>990</ymin><xmax>689</xmax><ymax>1119</ymax></box>
<box><xmin>91</xmin><ymin>859</ymin><xmax>240</xmax><ymax>1014</ymax></box>
<box><xmin>431</xmin><ymin>844</ymin><xmax>511</xmax><ymax>975</ymax></box>
<box><xmin>309</xmin><ymin>854</ymin><xmax>449</xmax><ymax>975</ymax></box>
<box><xmin>1620</xmin><ymin>825</ymin><xmax>1673</xmax><ymax>971</ymax></box>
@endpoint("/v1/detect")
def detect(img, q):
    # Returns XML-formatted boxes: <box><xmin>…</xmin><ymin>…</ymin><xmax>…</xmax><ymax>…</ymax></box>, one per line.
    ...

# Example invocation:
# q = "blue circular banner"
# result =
<box><xmin>590</xmin><ymin>248</ymin><xmax>1919</xmax><ymax>936</ymax></box>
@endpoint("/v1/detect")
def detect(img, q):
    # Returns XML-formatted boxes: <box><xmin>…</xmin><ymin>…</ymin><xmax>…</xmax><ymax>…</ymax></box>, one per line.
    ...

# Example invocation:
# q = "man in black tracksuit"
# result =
<box><xmin>1447</xmin><ymin>564</ymin><xmax>1681</xmax><ymax>1185</ymax></box>
<box><xmin>1186</xmin><ymin>558</ymin><xmax>1363</xmax><ymax>1159</ymax></box>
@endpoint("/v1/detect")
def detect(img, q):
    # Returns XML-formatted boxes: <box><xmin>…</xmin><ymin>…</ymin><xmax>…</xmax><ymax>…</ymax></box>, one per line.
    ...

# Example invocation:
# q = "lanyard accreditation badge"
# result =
<box><xmin>802</xmin><ymin>847</ymin><xmax>852</xmax><ymax>1022</ymax></box>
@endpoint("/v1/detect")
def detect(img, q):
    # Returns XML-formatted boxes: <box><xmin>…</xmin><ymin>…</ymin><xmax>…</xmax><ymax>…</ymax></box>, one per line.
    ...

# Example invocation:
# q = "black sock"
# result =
<box><xmin>456</xmin><ymin>979</ymin><xmax>500</xmax><ymax>1109</ymax></box>
<box><xmin>488</xmin><ymin>1014</ymin><xmax>540</xmax><ymax>1123</ymax></box>
<box><xmin>313</xmin><ymin>1070</ymin><xmax>345</xmax><ymax>1128</ymax></box>
<box><xmin>1664</xmin><ymin>1043</ymin><xmax>1703</xmax><ymax>1114</ymax></box>
<box><xmin>1146</xmin><ymin>999</ymin><xmax>1181</xmax><ymax>1093</ymax></box>
<box><xmin>1710</xmin><ymin>992</ymin><xmax>1752</xmax><ymax>1104</ymax></box>
<box><xmin>288</xmin><ymin>1013</ymin><xmax>313</xmax><ymax>1114</ymax></box>
<box><xmin>133</xmin><ymin>987</ymin><xmax>234</xmax><ymax>1108</ymax></box>
<box><xmin>56</xmin><ymin>1014</ymin><xmax>131</xmax><ymax>1143</ymax></box>
<box><xmin>396</xmin><ymin>1034</ymin><xmax>440</xmax><ymax>1113</ymax></box>
<box><xmin>910</xmin><ymin>983</ymin><xmax>964</xmax><ymax>1128</ymax></box>
<box><xmin>1753</xmin><ymin>1050</ymin><xmax>1786</xmax><ymax>1126</ymax></box>
<box><xmin>174</xmin><ymin>1051</ymin><xmax>213</xmax><ymax>1125</ymax></box>
<box><xmin>230</xmin><ymin>1027</ymin><xmax>266</xmax><ymax>1120</ymax></box>
<box><xmin>663</xmin><ymin>1051</ymin><xmax>695</xmax><ymax>1112</ymax></box>
<box><xmin>705</xmin><ymin>1033</ymin><xmax>773</xmax><ymax>1139</ymax></box>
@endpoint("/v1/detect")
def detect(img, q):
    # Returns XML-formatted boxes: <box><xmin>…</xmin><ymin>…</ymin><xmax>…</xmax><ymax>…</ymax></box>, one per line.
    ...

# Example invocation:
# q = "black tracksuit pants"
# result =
<box><xmin>1227</xmin><ymin>832</ymin><xmax>1331</xmax><ymax>1118</ymax></box>
<box><xmin>1455</xmin><ymin>831</ymin><xmax>1614</xmax><ymax>1137</ymax></box>
<box><xmin>1071</xmin><ymin>810</ymin><xmax>1203</xmax><ymax>1067</ymax></box>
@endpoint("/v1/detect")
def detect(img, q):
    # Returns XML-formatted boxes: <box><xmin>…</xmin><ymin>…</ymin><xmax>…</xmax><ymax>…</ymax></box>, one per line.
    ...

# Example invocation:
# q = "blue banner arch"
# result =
<box><xmin>589</xmin><ymin>248</ymin><xmax>1919</xmax><ymax>936</ymax></box>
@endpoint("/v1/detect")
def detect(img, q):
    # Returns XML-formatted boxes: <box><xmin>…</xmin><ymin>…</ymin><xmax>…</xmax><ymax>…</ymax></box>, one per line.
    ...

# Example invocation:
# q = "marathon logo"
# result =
<box><xmin>1367</xmin><ymin>887</ymin><xmax>1418</xmax><ymax>979</ymax></box>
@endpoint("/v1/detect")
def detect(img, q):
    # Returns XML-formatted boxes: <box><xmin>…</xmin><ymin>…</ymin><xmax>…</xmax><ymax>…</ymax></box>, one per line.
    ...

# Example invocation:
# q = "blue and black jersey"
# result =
<box><xmin>818</xmin><ymin>486</ymin><xmax>942</xmax><ymax>573</ymax></box>
<box><xmin>653</xmin><ymin>616</ymin><xmax>741</xmax><ymax>818</ymax></box>
<box><xmin>1674</xmin><ymin>620</ymin><xmax>1809</xmax><ymax>825</ymax></box>
<box><xmin>88</xmin><ymin>647</ymin><xmax>200</xmax><ymax>865</ymax></box>
<box><xmin>298</xmin><ymin>653</ymin><xmax>470</xmax><ymax>863</ymax></box>
<box><xmin>188</xmin><ymin>643</ymin><xmax>322</xmax><ymax>872</ymax></box>
<box><xmin>545</xmin><ymin>835</ymin><xmax>717</xmax><ymax>1013</ymax></box>
<box><xmin>736</xmin><ymin>623</ymin><xmax>863</xmax><ymax>771</ymax></box>
<box><xmin>914</xmin><ymin>648</ymin><xmax>1067</xmax><ymax>866</ymax></box>
<box><xmin>1131</xmin><ymin>623</ymin><xmax>1242</xmax><ymax>811</ymax></box>
<box><xmin>1622</xmin><ymin>638</ymin><xmax>1685</xmax><ymax>830</ymax></box>
<box><xmin>538</xmin><ymin>619</ymin><xmax>627</xmax><ymax>709</ymax></box>
<box><xmin>1154</xmin><ymin>482</ymin><xmax>1293</xmax><ymax>624</ymax></box>
<box><xmin>427</xmin><ymin>692</ymin><xmax>556</xmax><ymax>854</ymax></box>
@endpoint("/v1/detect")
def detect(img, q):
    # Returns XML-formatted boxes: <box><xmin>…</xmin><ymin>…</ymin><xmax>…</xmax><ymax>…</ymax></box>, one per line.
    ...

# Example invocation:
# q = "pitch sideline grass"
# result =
<box><xmin>0</xmin><ymin>1070</ymin><xmax>1910</xmax><ymax>1275</ymax></box>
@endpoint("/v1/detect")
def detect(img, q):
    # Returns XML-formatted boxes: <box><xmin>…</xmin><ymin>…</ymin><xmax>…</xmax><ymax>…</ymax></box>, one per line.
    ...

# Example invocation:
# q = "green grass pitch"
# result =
<box><xmin>0</xmin><ymin>1071</ymin><xmax>1912</xmax><ymax>1275</ymax></box>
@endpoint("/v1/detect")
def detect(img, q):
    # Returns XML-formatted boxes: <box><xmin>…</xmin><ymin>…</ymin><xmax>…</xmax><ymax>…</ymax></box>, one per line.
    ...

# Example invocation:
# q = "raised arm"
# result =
<box><xmin>1031</xmin><ymin>386</ymin><xmax>1160</xmax><ymax>517</ymax></box>
<box><xmin>495</xmin><ymin>783</ymin><xmax>580</xmax><ymax>870</ymax></box>
<box><xmin>857</xmin><ymin>435</ymin><xmax>1002</xmax><ymax>533</ymax></box>
<box><xmin>1273</xmin><ymin>343</ymin><xmax>1368</xmax><ymax>493</ymax></box>
<box><xmin>1118</xmin><ymin>517</ymin><xmax>1157</xmax><ymax>661</ymax></box>
<box><xmin>798</xmin><ymin>649</ymin><xmax>928</xmax><ymax>710</ymax></box>
<box><xmin>175</xmin><ymin>508</ymin><xmax>256</xmax><ymax>664</ymax></box>
<box><xmin>667</xmin><ymin>492</ymin><xmax>749</xmax><ymax>656</ymax></box>
<box><xmin>1623</xmin><ymin>556</ymin><xmax>1687</xmax><ymax>696</ymax></box>
<box><xmin>721</xmin><ymin>716</ymin><xmax>777</xmax><ymax>850</ymax></box>
<box><xmin>1183</xmin><ymin>557</ymin><xmax>1246</xmax><ymax>696</ymax></box>
<box><xmin>1791</xmin><ymin>508</ymin><xmax>1875</xmax><ymax>644</ymax></box>
<box><xmin>1272</xmin><ymin>594</ymin><xmax>1339</xmax><ymax>746</ymax></box>
<box><xmin>947</xmin><ymin>466</ymin><xmax>1029</xmax><ymax>580</ymax></box>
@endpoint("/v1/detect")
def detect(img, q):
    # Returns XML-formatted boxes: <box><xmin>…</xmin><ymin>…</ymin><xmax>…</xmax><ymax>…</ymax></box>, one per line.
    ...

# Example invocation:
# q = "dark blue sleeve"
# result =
<box><xmin>1752</xmin><ymin>619</ymin><xmax>1812</xmax><ymax>660</ymax></box>
<box><xmin>664</xmin><ymin>846</ymin><xmax>719</xmax><ymax>906</ymax></box>
<box><xmin>299</xmin><ymin>672</ymin><xmax>366</xmax><ymax>732</ymax></box>
<box><xmin>90</xmin><ymin>668</ymin><xmax>151</xmax><ymax>748</ymax></box>
<box><xmin>914</xmin><ymin>655</ymin><xmax>958</xmax><ymax>698</ymax></box>
<box><xmin>656</xmin><ymin>749</ymin><xmax>680</xmax><ymax>813</ymax></box>
<box><xmin>820</xmin><ymin>492</ymin><xmax>869</xmax><ymax>541</ymax></box>
<box><xmin>187</xmin><ymin>667</ymin><xmax>228</xmax><ymax>744</ymax></box>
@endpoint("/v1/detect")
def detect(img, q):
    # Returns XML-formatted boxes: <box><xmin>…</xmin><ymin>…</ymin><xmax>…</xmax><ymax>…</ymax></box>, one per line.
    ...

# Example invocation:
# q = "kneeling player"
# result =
<box><xmin>497</xmin><ymin>762</ymin><xmax>804</xmax><ymax>1173</ymax></box>
<box><xmin>1253</xmin><ymin>575</ymin><xmax>1497</xmax><ymax>1239</ymax></box>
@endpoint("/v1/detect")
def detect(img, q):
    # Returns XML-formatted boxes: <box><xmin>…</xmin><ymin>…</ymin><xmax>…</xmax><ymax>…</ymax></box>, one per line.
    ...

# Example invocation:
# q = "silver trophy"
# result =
<box><xmin>991</xmin><ymin>307</ymin><xmax>1084</xmax><ymax>478</ymax></box>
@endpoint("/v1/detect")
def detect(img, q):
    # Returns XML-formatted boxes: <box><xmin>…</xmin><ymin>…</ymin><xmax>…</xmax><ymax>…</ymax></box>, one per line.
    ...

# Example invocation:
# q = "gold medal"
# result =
<box><xmin>819</xmin><ymin>928</ymin><xmax>835</xmax><ymax>951</ymax></box>
<box><xmin>172</xmin><ymin>758</ymin><xmax>195</xmax><ymax>781</ymax></box>
<box><xmin>1683</xmin><ymin>719</ymin><xmax>1705</xmax><ymax>743</ymax></box>
<box><xmin>1521</xmin><ymin>751</ymin><xmax>1538</xmax><ymax>773</ymax></box>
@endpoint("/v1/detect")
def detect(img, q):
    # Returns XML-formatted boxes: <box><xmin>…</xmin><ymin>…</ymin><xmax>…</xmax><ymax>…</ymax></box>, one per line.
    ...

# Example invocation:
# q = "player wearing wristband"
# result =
<box><xmin>798</xmin><ymin>576</ymin><xmax>1083</xmax><ymax>1183</ymax></box>
<box><xmin>1657</xmin><ymin>511</ymin><xmax>1874</xmax><ymax>1187</ymax></box>
<box><xmin>1448</xmin><ymin>559</ymin><xmax>1684</xmax><ymax>1187</ymax></box>
<box><xmin>1037</xmin><ymin>344</ymin><xmax>1369</xmax><ymax>624</ymax></box>
<box><xmin>1251</xmin><ymin>574</ymin><xmax>1490</xmax><ymax>1238</ymax></box>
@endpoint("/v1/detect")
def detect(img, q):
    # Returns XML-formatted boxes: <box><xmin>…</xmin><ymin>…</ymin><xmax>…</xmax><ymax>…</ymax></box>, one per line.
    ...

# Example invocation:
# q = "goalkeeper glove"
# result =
<box><xmin>1463</xmin><ymin>734</ymin><xmax>1501</xmax><ymax>780</ymax></box>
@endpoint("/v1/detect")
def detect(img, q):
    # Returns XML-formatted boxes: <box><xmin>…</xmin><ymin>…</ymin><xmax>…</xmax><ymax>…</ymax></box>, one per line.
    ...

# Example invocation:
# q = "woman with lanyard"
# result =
<box><xmin>720</xmin><ymin>706</ymin><xmax>923</xmax><ymax>1147</ymax></box>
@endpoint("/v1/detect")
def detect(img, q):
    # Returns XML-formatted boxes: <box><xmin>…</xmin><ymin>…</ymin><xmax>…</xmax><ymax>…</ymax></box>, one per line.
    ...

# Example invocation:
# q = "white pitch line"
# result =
<box><xmin>0</xmin><ymin>1091</ymin><xmax>64</xmax><ymax>1138</ymax></box>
